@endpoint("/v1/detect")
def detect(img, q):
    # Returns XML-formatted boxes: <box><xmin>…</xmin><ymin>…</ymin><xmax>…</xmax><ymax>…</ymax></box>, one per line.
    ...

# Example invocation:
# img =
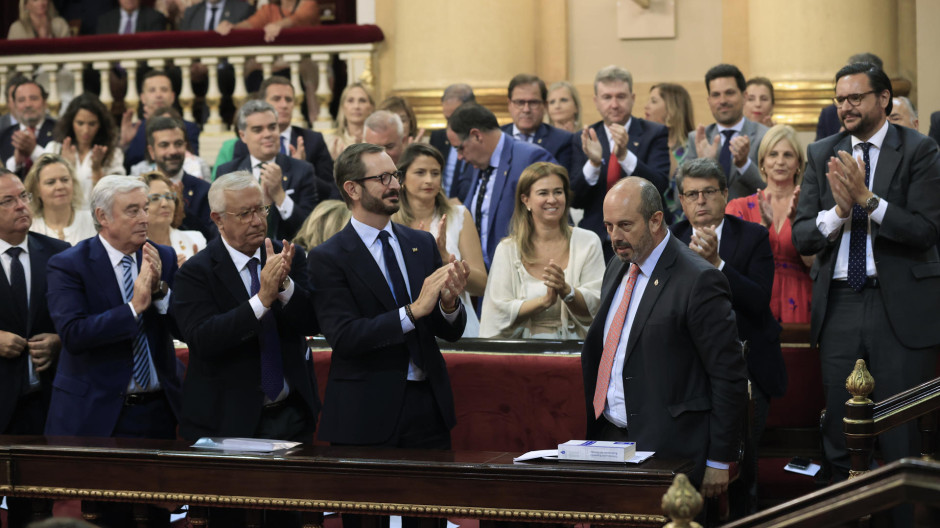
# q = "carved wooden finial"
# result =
<box><xmin>846</xmin><ymin>359</ymin><xmax>875</xmax><ymax>403</ymax></box>
<box><xmin>662</xmin><ymin>474</ymin><xmax>703</xmax><ymax>528</ymax></box>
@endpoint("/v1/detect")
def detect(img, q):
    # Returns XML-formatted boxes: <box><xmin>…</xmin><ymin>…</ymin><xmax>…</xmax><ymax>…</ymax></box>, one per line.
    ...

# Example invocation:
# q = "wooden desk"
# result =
<box><xmin>0</xmin><ymin>436</ymin><xmax>692</xmax><ymax>527</ymax></box>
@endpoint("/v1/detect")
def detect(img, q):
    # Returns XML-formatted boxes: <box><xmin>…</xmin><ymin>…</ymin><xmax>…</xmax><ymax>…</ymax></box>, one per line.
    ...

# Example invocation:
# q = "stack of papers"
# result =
<box><xmin>191</xmin><ymin>437</ymin><xmax>301</xmax><ymax>453</ymax></box>
<box><xmin>513</xmin><ymin>448</ymin><xmax>655</xmax><ymax>464</ymax></box>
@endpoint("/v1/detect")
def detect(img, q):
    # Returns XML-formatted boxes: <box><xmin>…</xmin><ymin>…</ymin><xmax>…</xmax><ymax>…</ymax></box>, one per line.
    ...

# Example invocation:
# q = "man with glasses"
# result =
<box><xmin>670</xmin><ymin>157</ymin><xmax>786</xmax><ymax>516</ymax></box>
<box><xmin>501</xmin><ymin>74</ymin><xmax>573</xmax><ymax>173</ymax></box>
<box><xmin>309</xmin><ymin>143</ymin><xmax>469</xmax><ymax>528</ymax></box>
<box><xmin>217</xmin><ymin>100</ymin><xmax>319</xmax><ymax>242</ymax></box>
<box><xmin>570</xmin><ymin>65</ymin><xmax>669</xmax><ymax>263</ymax></box>
<box><xmin>792</xmin><ymin>63</ymin><xmax>940</xmax><ymax>501</ymax></box>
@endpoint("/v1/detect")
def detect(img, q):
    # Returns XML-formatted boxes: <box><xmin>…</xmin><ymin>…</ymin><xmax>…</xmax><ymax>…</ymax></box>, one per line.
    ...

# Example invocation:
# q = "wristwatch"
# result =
<box><xmin>278</xmin><ymin>277</ymin><xmax>290</xmax><ymax>292</ymax></box>
<box><xmin>151</xmin><ymin>280</ymin><xmax>169</xmax><ymax>300</ymax></box>
<box><xmin>864</xmin><ymin>194</ymin><xmax>880</xmax><ymax>214</ymax></box>
<box><xmin>563</xmin><ymin>287</ymin><xmax>576</xmax><ymax>303</ymax></box>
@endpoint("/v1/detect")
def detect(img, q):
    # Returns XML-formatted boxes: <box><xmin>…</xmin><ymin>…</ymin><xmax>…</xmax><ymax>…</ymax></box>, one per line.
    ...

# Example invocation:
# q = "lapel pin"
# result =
<box><xmin>187</xmin><ymin>190</ymin><xmax>193</xmax><ymax>196</ymax></box>
<box><xmin>633</xmin><ymin>141</ymin><xmax>639</xmax><ymax>147</ymax></box>
<box><xmin>412</xmin><ymin>248</ymin><xmax>418</xmax><ymax>252</ymax></box>
<box><xmin>282</xmin><ymin>176</ymin><xmax>287</xmax><ymax>181</ymax></box>
<box><xmin>654</xmin><ymin>279</ymin><xmax>659</xmax><ymax>286</ymax></box>
<box><xmin>537</xmin><ymin>139</ymin><xmax>543</xmax><ymax>144</ymax></box>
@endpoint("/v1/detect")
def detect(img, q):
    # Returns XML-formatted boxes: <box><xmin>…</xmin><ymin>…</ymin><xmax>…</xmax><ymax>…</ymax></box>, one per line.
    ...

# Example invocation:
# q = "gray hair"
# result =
<box><xmin>676</xmin><ymin>157</ymin><xmax>727</xmax><ymax>194</ymax></box>
<box><xmin>208</xmin><ymin>170</ymin><xmax>261</xmax><ymax>213</ymax></box>
<box><xmin>236</xmin><ymin>99</ymin><xmax>278</xmax><ymax>132</ymax></box>
<box><xmin>90</xmin><ymin>176</ymin><xmax>149</xmax><ymax>231</ymax></box>
<box><xmin>893</xmin><ymin>96</ymin><xmax>918</xmax><ymax>120</ymax></box>
<box><xmin>594</xmin><ymin>65</ymin><xmax>633</xmax><ymax>94</ymax></box>
<box><xmin>364</xmin><ymin>110</ymin><xmax>404</xmax><ymax>138</ymax></box>
<box><xmin>441</xmin><ymin>83</ymin><xmax>475</xmax><ymax>104</ymax></box>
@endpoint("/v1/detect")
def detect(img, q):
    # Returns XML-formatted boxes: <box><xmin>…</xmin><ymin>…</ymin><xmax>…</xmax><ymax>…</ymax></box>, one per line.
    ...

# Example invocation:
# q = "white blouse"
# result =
<box><xmin>29</xmin><ymin>209</ymin><xmax>97</xmax><ymax>246</ymax></box>
<box><xmin>43</xmin><ymin>141</ymin><xmax>126</xmax><ymax>206</ymax></box>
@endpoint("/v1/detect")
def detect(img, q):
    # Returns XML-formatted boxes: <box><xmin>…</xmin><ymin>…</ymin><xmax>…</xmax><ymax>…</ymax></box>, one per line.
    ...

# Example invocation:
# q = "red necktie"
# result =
<box><xmin>605</xmin><ymin>151</ymin><xmax>620</xmax><ymax>191</ymax></box>
<box><xmin>593</xmin><ymin>264</ymin><xmax>640</xmax><ymax>418</ymax></box>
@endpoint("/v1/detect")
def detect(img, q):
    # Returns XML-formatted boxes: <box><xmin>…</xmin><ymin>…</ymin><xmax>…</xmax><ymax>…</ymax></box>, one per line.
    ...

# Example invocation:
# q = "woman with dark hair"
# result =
<box><xmin>392</xmin><ymin>143</ymin><xmax>487</xmax><ymax>336</ymax></box>
<box><xmin>24</xmin><ymin>153</ymin><xmax>96</xmax><ymax>245</ymax></box>
<box><xmin>479</xmin><ymin>162</ymin><xmax>603</xmax><ymax>339</ymax></box>
<box><xmin>140</xmin><ymin>171</ymin><xmax>206</xmax><ymax>265</ymax></box>
<box><xmin>43</xmin><ymin>93</ymin><xmax>124</xmax><ymax>205</ymax></box>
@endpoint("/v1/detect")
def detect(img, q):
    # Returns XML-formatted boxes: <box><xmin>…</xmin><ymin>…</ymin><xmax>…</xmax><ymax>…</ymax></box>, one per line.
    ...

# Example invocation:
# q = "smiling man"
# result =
<box><xmin>500</xmin><ymin>74</ymin><xmax>573</xmax><ymax>172</ymax></box>
<box><xmin>1</xmin><ymin>80</ymin><xmax>57</xmax><ymax>178</ymax></box>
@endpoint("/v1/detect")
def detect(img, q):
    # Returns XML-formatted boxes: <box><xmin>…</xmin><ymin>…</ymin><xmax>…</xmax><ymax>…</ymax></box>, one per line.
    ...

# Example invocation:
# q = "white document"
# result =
<box><xmin>513</xmin><ymin>449</ymin><xmax>655</xmax><ymax>464</ymax></box>
<box><xmin>784</xmin><ymin>462</ymin><xmax>821</xmax><ymax>476</ymax></box>
<box><xmin>191</xmin><ymin>437</ymin><xmax>301</xmax><ymax>453</ymax></box>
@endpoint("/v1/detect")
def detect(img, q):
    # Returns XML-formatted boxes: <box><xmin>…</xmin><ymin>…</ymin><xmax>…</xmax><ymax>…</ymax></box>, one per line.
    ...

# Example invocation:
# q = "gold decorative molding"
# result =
<box><xmin>846</xmin><ymin>359</ymin><xmax>875</xmax><ymax>403</ymax></box>
<box><xmin>390</xmin><ymin>88</ymin><xmax>513</xmax><ymax>131</ymax></box>
<box><xmin>768</xmin><ymin>78</ymin><xmax>911</xmax><ymax>132</ymax></box>
<box><xmin>6</xmin><ymin>486</ymin><xmax>666</xmax><ymax>524</ymax></box>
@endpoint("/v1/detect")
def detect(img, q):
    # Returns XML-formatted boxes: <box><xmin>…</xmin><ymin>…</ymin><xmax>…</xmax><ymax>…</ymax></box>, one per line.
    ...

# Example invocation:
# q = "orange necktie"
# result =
<box><xmin>605</xmin><ymin>151</ymin><xmax>620</xmax><ymax>191</ymax></box>
<box><xmin>593</xmin><ymin>263</ymin><xmax>640</xmax><ymax>419</ymax></box>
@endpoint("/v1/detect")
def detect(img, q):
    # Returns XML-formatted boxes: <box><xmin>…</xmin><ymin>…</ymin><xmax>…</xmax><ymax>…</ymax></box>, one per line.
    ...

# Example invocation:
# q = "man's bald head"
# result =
<box><xmin>603</xmin><ymin>177</ymin><xmax>665</xmax><ymax>263</ymax></box>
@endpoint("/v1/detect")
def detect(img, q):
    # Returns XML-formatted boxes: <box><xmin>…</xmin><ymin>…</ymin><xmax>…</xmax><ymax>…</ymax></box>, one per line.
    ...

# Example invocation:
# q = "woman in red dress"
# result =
<box><xmin>726</xmin><ymin>124</ymin><xmax>814</xmax><ymax>323</ymax></box>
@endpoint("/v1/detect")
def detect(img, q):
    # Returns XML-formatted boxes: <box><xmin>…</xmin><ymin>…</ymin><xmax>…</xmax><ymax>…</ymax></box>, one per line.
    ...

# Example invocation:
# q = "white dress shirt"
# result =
<box><xmin>204</xmin><ymin>0</ymin><xmax>227</xmax><ymax>30</ymax></box>
<box><xmin>249</xmin><ymin>154</ymin><xmax>295</xmax><ymax>220</ymax></box>
<box><xmin>119</xmin><ymin>9</ymin><xmax>139</xmax><ymax>34</ymax></box>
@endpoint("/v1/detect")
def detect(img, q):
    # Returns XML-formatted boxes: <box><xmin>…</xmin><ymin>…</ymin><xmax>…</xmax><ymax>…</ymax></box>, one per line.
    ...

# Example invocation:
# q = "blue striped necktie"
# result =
<box><xmin>121</xmin><ymin>255</ymin><xmax>152</xmax><ymax>390</ymax></box>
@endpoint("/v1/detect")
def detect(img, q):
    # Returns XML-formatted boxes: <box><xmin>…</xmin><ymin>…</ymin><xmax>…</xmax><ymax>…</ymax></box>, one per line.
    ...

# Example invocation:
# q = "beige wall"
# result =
<box><xmin>915</xmin><ymin>0</ymin><xmax>939</xmax><ymax>135</ymax></box>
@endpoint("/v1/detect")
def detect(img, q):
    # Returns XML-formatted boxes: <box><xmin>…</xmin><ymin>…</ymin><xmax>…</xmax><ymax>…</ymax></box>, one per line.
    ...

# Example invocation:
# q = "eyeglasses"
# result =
<box><xmin>223</xmin><ymin>205</ymin><xmax>270</xmax><ymax>224</ymax></box>
<box><xmin>147</xmin><ymin>192</ymin><xmax>177</xmax><ymax>204</ymax></box>
<box><xmin>510</xmin><ymin>99</ymin><xmax>544</xmax><ymax>109</ymax></box>
<box><xmin>680</xmin><ymin>188</ymin><xmax>721</xmax><ymax>200</ymax></box>
<box><xmin>833</xmin><ymin>91</ymin><xmax>875</xmax><ymax>107</ymax></box>
<box><xmin>0</xmin><ymin>192</ymin><xmax>32</xmax><ymax>209</ymax></box>
<box><xmin>353</xmin><ymin>170</ymin><xmax>403</xmax><ymax>187</ymax></box>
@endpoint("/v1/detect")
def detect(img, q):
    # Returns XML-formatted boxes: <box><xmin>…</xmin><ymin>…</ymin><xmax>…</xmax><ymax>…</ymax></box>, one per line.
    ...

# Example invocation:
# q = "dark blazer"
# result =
<box><xmin>216</xmin><ymin>153</ymin><xmax>319</xmax><ymax>242</ymax></box>
<box><xmin>429</xmin><ymin>129</ymin><xmax>465</xmax><ymax>199</ymax></box>
<box><xmin>672</xmin><ymin>215</ymin><xmax>787</xmax><ymax>398</ymax></box>
<box><xmin>571</xmin><ymin>118</ymin><xmax>670</xmax><ymax>244</ymax></box>
<box><xmin>178</xmin><ymin>172</ymin><xmax>217</xmax><ymax>240</ymax></box>
<box><xmin>815</xmin><ymin>104</ymin><xmax>842</xmax><ymax>142</ymax></box>
<box><xmin>0</xmin><ymin>233</ymin><xmax>70</xmax><ymax>432</ymax></box>
<box><xmin>97</xmin><ymin>7</ymin><xmax>167</xmax><ymax>34</ymax></box>
<box><xmin>172</xmin><ymin>237</ymin><xmax>320</xmax><ymax>441</ymax></box>
<box><xmin>792</xmin><ymin>124</ymin><xmax>940</xmax><ymax>349</ymax></box>
<box><xmin>125</xmin><ymin>119</ymin><xmax>201</xmax><ymax>172</ymax></box>
<box><xmin>456</xmin><ymin>133</ymin><xmax>557</xmax><ymax>266</ymax></box>
<box><xmin>500</xmin><ymin>122</ymin><xmax>574</xmax><ymax>173</ymax></box>
<box><xmin>45</xmin><ymin>237</ymin><xmax>183</xmax><ymax>437</ymax></box>
<box><xmin>233</xmin><ymin>126</ymin><xmax>337</xmax><ymax>199</ymax></box>
<box><xmin>0</xmin><ymin>118</ymin><xmax>57</xmax><ymax>176</ymax></box>
<box><xmin>308</xmin><ymin>222</ymin><xmax>466</xmax><ymax>444</ymax></box>
<box><xmin>581</xmin><ymin>235</ymin><xmax>748</xmax><ymax>486</ymax></box>
<box><xmin>685</xmin><ymin>118</ymin><xmax>768</xmax><ymax>199</ymax></box>
<box><xmin>179</xmin><ymin>0</ymin><xmax>255</xmax><ymax>31</ymax></box>
<box><xmin>929</xmin><ymin>110</ymin><xmax>940</xmax><ymax>147</ymax></box>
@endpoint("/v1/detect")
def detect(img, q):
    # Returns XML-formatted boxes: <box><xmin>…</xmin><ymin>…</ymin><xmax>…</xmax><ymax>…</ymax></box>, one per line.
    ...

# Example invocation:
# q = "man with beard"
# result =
<box><xmin>580</xmin><ymin>176</ymin><xmax>747</xmax><ymax>497</ymax></box>
<box><xmin>792</xmin><ymin>63</ymin><xmax>940</xmax><ymax>499</ymax></box>
<box><xmin>146</xmin><ymin>115</ymin><xmax>216</xmax><ymax>240</ymax></box>
<box><xmin>308</xmin><ymin>143</ymin><xmax>469</xmax><ymax>528</ymax></box>
<box><xmin>1</xmin><ymin>80</ymin><xmax>57</xmax><ymax>179</ymax></box>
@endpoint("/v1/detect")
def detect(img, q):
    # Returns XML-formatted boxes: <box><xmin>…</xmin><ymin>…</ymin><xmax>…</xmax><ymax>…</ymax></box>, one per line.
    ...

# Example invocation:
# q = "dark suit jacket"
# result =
<box><xmin>179</xmin><ymin>0</ymin><xmax>255</xmax><ymax>31</ymax></box>
<box><xmin>308</xmin><ymin>222</ymin><xmax>466</xmax><ymax>444</ymax></box>
<box><xmin>929</xmin><ymin>111</ymin><xmax>940</xmax><ymax>147</ymax></box>
<box><xmin>672</xmin><ymin>215</ymin><xmax>787</xmax><ymax>398</ymax></box>
<box><xmin>456</xmin><ymin>133</ymin><xmax>557</xmax><ymax>266</ymax></box>
<box><xmin>429</xmin><ymin>129</ymin><xmax>464</xmax><ymax>199</ymax></box>
<box><xmin>792</xmin><ymin>124</ymin><xmax>940</xmax><ymax>349</ymax></box>
<box><xmin>97</xmin><ymin>7</ymin><xmax>167</xmax><ymax>34</ymax></box>
<box><xmin>172</xmin><ymin>237</ymin><xmax>320</xmax><ymax>441</ymax></box>
<box><xmin>0</xmin><ymin>118</ymin><xmax>57</xmax><ymax>177</ymax></box>
<box><xmin>500</xmin><ymin>122</ymin><xmax>574</xmax><ymax>173</ymax></box>
<box><xmin>684</xmin><ymin>118</ymin><xmax>767</xmax><ymax>199</ymax></box>
<box><xmin>45</xmin><ymin>237</ymin><xmax>183</xmax><ymax>437</ymax></box>
<box><xmin>816</xmin><ymin>104</ymin><xmax>841</xmax><ymax>142</ymax></box>
<box><xmin>178</xmin><ymin>172</ymin><xmax>217</xmax><ymax>240</ymax></box>
<box><xmin>216</xmin><ymin>153</ymin><xmax>319</xmax><ymax>242</ymax></box>
<box><xmin>571</xmin><ymin>118</ymin><xmax>670</xmax><ymax>244</ymax></box>
<box><xmin>125</xmin><ymin>119</ymin><xmax>201</xmax><ymax>172</ymax></box>
<box><xmin>233</xmin><ymin>126</ymin><xmax>337</xmax><ymax>199</ymax></box>
<box><xmin>0</xmin><ymin>233</ymin><xmax>70</xmax><ymax>433</ymax></box>
<box><xmin>581</xmin><ymin>235</ymin><xmax>748</xmax><ymax>485</ymax></box>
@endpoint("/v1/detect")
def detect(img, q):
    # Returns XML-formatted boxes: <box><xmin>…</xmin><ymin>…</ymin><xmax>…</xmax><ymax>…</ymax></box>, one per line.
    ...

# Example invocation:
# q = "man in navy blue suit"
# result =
<box><xmin>570</xmin><ymin>65</ymin><xmax>670</xmax><ymax>262</ymax></box>
<box><xmin>1</xmin><ymin>81</ymin><xmax>57</xmax><ymax>179</ymax></box>
<box><xmin>447</xmin><ymin>103</ymin><xmax>556</xmax><ymax>267</ymax></box>
<box><xmin>500</xmin><ymin>74</ymin><xmax>573</xmax><ymax>173</ymax></box>
<box><xmin>670</xmin><ymin>157</ymin><xmax>787</xmax><ymax>515</ymax></box>
<box><xmin>147</xmin><ymin>116</ymin><xmax>216</xmax><ymax>240</ymax></box>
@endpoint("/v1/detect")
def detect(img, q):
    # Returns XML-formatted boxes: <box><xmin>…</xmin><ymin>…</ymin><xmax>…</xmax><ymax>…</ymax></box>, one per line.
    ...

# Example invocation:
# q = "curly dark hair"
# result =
<box><xmin>53</xmin><ymin>93</ymin><xmax>118</xmax><ymax>166</ymax></box>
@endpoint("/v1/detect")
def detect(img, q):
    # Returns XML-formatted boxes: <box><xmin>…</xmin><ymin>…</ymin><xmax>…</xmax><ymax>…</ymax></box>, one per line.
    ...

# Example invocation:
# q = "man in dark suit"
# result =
<box><xmin>685</xmin><ymin>64</ymin><xmax>768</xmax><ymax>200</ymax></box>
<box><xmin>0</xmin><ymin>169</ymin><xmax>69</xmax><ymax>528</ymax></box>
<box><xmin>122</xmin><ymin>71</ymin><xmax>202</xmax><ymax>171</ymax></box>
<box><xmin>233</xmin><ymin>76</ymin><xmax>335</xmax><ymax>198</ymax></box>
<box><xmin>447</xmin><ymin>103</ymin><xmax>556</xmax><ymax>267</ymax></box>
<box><xmin>500</xmin><ymin>74</ymin><xmax>573</xmax><ymax>173</ymax></box>
<box><xmin>309</xmin><ymin>143</ymin><xmax>468</xmax><ymax>528</ymax></box>
<box><xmin>216</xmin><ymin>100</ymin><xmax>319</xmax><ymax>242</ymax></box>
<box><xmin>570</xmin><ymin>65</ymin><xmax>669</xmax><ymax>262</ymax></box>
<box><xmin>429</xmin><ymin>83</ymin><xmax>474</xmax><ymax>198</ymax></box>
<box><xmin>179</xmin><ymin>0</ymin><xmax>255</xmax><ymax>31</ymax></box>
<box><xmin>930</xmin><ymin>110</ymin><xmax>940</xmax><ymax>147</ymax></box>
<box><xmin>146</xmin><ymin>116</ymin><xmax>216</xmax><ymax>240</ymax></box>
<box><xmin>670</xmin><ymin>157</ymin><xmax>787</xmax><ymax>514</ymax></box>
<box><xmin>97</xmin><ymin>0</ymin><xmax>167</xmax><ymax>34</ymax></box>
<box><xmin>582</xmin><ymin>176</ymin><xmax>747</xmax><ymax>495</ymax></box>
<box><xmin>792</xmin><ymin>64</ymin><xmax>940</xmax><ymax>491</ymax></box>
<box><xmin>1</xmin><ymin>81</ymin><xmax>56</xmax><ymax>179</ymax></box>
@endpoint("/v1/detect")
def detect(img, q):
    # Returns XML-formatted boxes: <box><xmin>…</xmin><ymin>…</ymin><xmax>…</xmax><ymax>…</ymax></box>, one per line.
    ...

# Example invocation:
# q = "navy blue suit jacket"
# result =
<box><xmin>500</xmin><ymin>122</ymin><xmax>574</xmax><ymax>173</ymax></box>
<box><xmin>0</xmin><ymin>233</ymin><xmax>70</xmax><ymax>432</ymax></box>
<box><xmin>815</xmin><ymin>104</ymin><xmax>841</xmax><ymax>142</ymax></box>
<box><xmin>172</xmin><ymin>237</ymin><xmax>321</xmax><ymax>441</ymax></box>
<box><xmin>233</xmin><ymin>126</ymin><xmax>337</xmax><ymax>200</ymax></box>
<box><xmin>571</xmin><ymin>118</ymin><xmax>669</xmax><ymax>245</ymax></box>
<box><xmin>456</xmin><ymin>133</ymin><xmax>557</xmax><ymax>266</ymax></box>
<box><xmin>671</xmin><ymin>215</ymin><xmax>787</xmax><ymax>398</ymax></box>
<box><xmin>429</xmin><ymin>129</ymin><xmax>466</xmax><ymax>199</ymax></box>
<box><xmin>0</xmin><ymin>118</ymin><xmax>57</xmax><ymax>177</ymax></box>
<box><xmin>179</xmin><ymin>172</ymin><xmax>217</xmax><ymax>240</ymax></box>
<box><xmin>45</xmin><ymin>237</ymin><xmax>183</xmax><ymax>437</ymax></box>
<box><xmin>308</xmin><ymin>222</ymin><xmax>466</xmax><ymax>444</ymax></box>
<box><xmin>125</xmin><ymin>119</ymin><xmax>201</xmax><ymax>172</ymax></box>
<box><xmin>216</xmin><ymin>153</ymin><xmax>319</xmax><ymax>242</ymax></box>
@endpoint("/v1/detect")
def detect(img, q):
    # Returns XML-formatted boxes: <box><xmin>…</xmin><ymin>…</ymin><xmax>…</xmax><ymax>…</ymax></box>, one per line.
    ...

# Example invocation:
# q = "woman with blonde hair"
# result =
<box><xmin>643</xmin><ymin>83</ymin><xmax>695</xmax><ymax>220</ymax></box>
<box><xmin>140</xmin><ymin>171</ymin><xmax>206</xmax><ymax>265</ymax></box>
<box><xmin>393</xmin><ymin>143</ymin><xmax>487</xmax><ymax>337</ymax></box>
<box><xmin>324</xmin><ymin>82</ymin><xmax>376</xmax><ymax>159</ymax></box>
<box><xmin>25</xmin><ymin>153</ymin><xmax>96</xmax><ymax>245</ymax></box>
<box><xmin>726</xmin><ymin>124</ymin><xmax>813</xmax><ymax>323</ymax></box>
<box><xmin>479</xmin><ymin>162</ymin><xmax>604</xmax><ymax>339</ymax></box>
<box><xmin>293</xmin><ymin>199</ymin><xmax>352</xmax><ymax>251</ymax></box>
<box><xmin>7</xmin><ymin>0</ymin><xmax>69</xmax><ymax>39</ymax></box>
<box><xmin>546</xmin><ymin>81</ymin><xmax>581</xmax><ymax>133</ymax></box>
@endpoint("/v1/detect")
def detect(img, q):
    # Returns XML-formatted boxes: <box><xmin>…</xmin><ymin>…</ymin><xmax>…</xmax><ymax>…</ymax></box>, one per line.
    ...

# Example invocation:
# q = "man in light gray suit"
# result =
<box><xmin>179</xmin><ymin>0</ymin><xmax>255</xmax><ymax>32</ymax></box>
<box><xmin>685</xmin><ymin>64</ymin><xmax>768</xmax><ymax>199</ymax></box>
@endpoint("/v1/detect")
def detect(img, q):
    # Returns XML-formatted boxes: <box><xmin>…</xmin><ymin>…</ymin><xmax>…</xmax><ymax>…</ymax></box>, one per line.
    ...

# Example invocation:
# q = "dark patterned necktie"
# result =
<box><xmin>474</xmin><ymin>166</ymin><xmax>495</xmax><ymax>235</ymax></box>
<box><xmin>847</xmin><ymin>142</ymin><xmax>872</xmax><ymax>292</ymax></box>
<box><xmin>6</xmin><ymin>247</ymin><xmax>27</xmax><ymax>335</ymax></box>
<box><xmin>378</xmin><ymin>231</ymin><xmax>422</xmax><ymax>368</ymax></box>
<box><xmin>718</xmin><ymin>130</ymin><xmax>736</xmax><ymax>176</ymax></box>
